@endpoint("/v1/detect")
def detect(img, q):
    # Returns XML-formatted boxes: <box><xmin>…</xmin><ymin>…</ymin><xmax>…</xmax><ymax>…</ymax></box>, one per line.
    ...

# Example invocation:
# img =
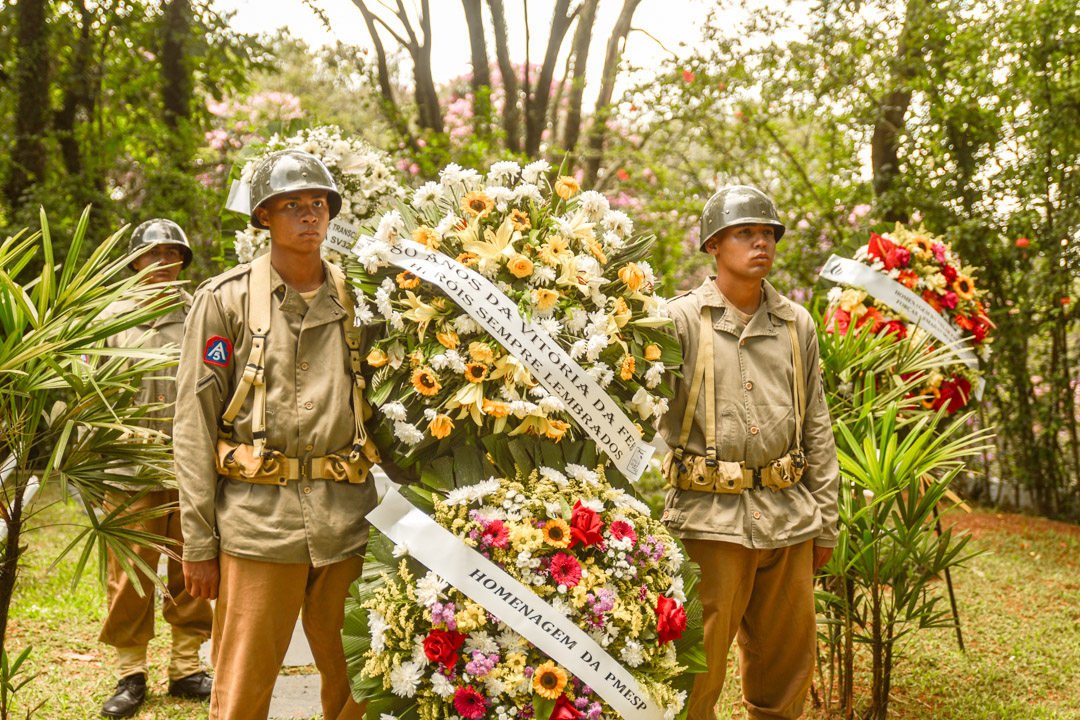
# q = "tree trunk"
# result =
<box><xmin>582</xmin><ymin>0</ymin><xmax>641</xmax><ymax>186</ymax></box>
<box><xmin>561</xmin><ymin>0</ymin><xmax>599</xmax><ymax>153</ymax></box>
<box><xmin>5</xmin><ymin>0</ymin><xmax>51</xmax><ymax>210</ymax></box>
<box><xmin>523</xmin><ymin>0</ymin><xmax>575</xmax><ymax>157</ymax></box>
<box><xmin>870</xmin><ymin>0</ymin><xmax>926</xmax><ymax>223</ymax></box>
<box><xmin>462</xmin><ymin>0</ymin><xmax>492</xmax><ymax>137</ymax></box>
<box><xmin>54</xmin><ymin>1</ymin><xmax>95</xmax><ymax>178</ymax></box>
<box><xmin>161</xmin><ymin>0</ymin><xmax>193</xmax><ymax>128</ymax></box>
<box><xmin>0</xmin><ymin>476</ymin><xmax>27</xmax><ymax>657</ymax></box>
<box><xmin>486</xmin><ymin>0</ymin><xmax>520</xmax><ymax>152</ymax></box>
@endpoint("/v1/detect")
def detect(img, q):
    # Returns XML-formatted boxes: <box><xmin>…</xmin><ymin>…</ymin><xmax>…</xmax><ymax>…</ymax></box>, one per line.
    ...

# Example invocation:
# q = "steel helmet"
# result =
<box><xmin>248</xmin><ymin>149</ymin><xmax>342</xmax><ymax>229</ymax></box>
<box><xmin>128</xmin><ymin>219</ymin><xmax>193</xmax><ymax>270</ymax></box>
<box><xmin>699</xmin><ymin>185</ymin><xmax>786</xmax><ymax>252</ymax></box>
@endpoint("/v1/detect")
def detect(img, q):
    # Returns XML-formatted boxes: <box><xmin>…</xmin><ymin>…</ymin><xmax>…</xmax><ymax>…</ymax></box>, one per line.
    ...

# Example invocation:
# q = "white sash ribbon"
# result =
<box><xmin>367</xmin><ymin>488</ymin><xmax>664</xmax><ymax>720</ymax></box>
<box><xmin>820</xmin><ymin>255</ymin><xmax>985</xmax><ymax>399</ymax></box>
<box><xmin>354</xmin><ymin>237</ymin><xmax>654</xmax><ymax>481</ymax></box>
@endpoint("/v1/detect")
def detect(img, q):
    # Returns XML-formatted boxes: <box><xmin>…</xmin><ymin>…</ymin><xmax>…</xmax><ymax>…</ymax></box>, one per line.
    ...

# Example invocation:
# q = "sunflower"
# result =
<box><xmin>464</xmin><ymin>363</ymin><xmax>488</xmax><ymax>383</ymax></box>
<box><xmin>396</xmin><ymin>271</ymin><xmax>421</xmax><ymax>289</ymax></box>
<box><xmin>461</xmin><ymin>191</ymin><xmax>495</xmax><ymax>218</ymax></box>
<box><xmin>543</xmin><ymin>519</ymin><xmax>571</xmax><ymax>548</ymax></box>
<box><xmin>911</xmin><ymin>235</ymin><xmax>933</xmax><ymax>260</ymax></box>
<box><xmin>921</xmin><ymin>386</ymin><xmax>942</xmax><ymax>410</ymax></box>
<box><xmin>554</xmin><ymin>176</ymin><xmax>580</xmax><ymax>200</ymax></box>
<box><xmin>620</xmin><ymin>354</ymin><xmax>636</xmax><ymax>380</ymax></box>
<box><xmin>510</xmin><ymin>209</ymin><xmax>531</xmax><ymax>231</ymax></box>
<box><xmin>644</xmin><ymin>344</ymin><xmax>662</xmax><ymax>362</ymax></box>
<box><xmin>366</xmin><ymin>348</ymin><xmax>389</xmax><ymax>367</ymax></box>
<box><xmin>411</xmin><ymin>225</ymin><xmax>440</xmax><ymax>250</ymax></box>
<box><xmin>456</xmin><ymin>251</ymin><xmax>479</xmax><ymax>267</ymax></box>
<box><xmin>953</xmin><ymin>273</ymin><xmax>975</xmax><ymax>300</ymax></box>
<box><xmin>411</xmin><ymin>368</ymin><xmax>441</xmax><ymax>396</ymax></box>
<box><xmin>428</xmin><ymin>414</ymin><xmax>454</xmax><ymax>439</ymax></box>
<box><xmin>533</xmin><ymin>661</ymin><xmax>568</xmax><ymax>699</ymax></box>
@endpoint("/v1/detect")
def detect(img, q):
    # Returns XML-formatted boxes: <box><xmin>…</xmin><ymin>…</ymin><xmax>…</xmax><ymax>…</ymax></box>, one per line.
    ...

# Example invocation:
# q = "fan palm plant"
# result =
<box><xmin>0</xmin><ymin>208</ymin><xmax>181</xmax><ymax>718</ymax></box>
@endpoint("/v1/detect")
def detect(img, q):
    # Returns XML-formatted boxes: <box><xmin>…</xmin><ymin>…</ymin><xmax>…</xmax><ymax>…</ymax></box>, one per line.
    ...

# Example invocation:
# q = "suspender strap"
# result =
<box><xmin>786</xmin><ymin>319</ymin><xmax>806</xmax><ymax>449</ymax></box>
<box><xmin>675</xmin><ymin>307</ymin><xmax>714</xmax><ymax>466</ymax></box>
<box><xmin>328</xmin><ymin>264</ymin><xmax>371</xmax><ymax>462</ymax></box>
<box><xmin>220</xmin><ymin>254</ymin><xmax>272</xmax><ymax>458</ymax></box>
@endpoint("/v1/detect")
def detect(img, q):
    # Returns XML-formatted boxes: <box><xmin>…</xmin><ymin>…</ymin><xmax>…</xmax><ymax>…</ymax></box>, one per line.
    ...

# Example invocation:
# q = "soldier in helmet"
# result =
<box><xmin>659</xmin><ymin>186</ymin><xmax>839</xmax><ymax>720</ymax></box>
<box><xmin>99</xmin><ymin>219</ymin><xmax>214</xmax><ymax>718</ymax></box>
<box><xmin>173</xmin><ymin>150</ymin><xmax>384</xmax><ymax>720</ymax></box>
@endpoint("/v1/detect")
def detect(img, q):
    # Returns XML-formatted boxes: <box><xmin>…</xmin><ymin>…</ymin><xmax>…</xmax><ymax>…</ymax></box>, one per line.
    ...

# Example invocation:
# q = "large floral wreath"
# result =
<box><xmin>229</xmin><ymin>123</ymin><xmax>405</xmax><ymax>263</ymax></box>
<box><xmin>344</xmin><ymin>468</ymin><xmax>697</xmax><ymax>720</ymax></box>
<box><xmin>345</xmin><ymin>160</ymin><xmax>680</xmax><ymax>484</ymax></box>
<box><xmin>825</xmin><ymin>223</ymin><xmax>993</xmax><ymax>413</ymax></box>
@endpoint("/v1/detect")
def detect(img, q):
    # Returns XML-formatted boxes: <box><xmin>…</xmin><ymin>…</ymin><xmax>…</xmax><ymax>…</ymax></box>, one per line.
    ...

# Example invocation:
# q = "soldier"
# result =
<box><xmin>173</xmin><ymin>150</ymin><xmax>383</xmax><ymax>720</ymax></box>
<box><xmin>659</xmin><ymin>186</ymin><xmax>839</xmax><ymax>720</ymax></box>
<box><xmin>99</xmin><ymin>219</ymin><xmax>214</xmax><ymax>719</ymax></box>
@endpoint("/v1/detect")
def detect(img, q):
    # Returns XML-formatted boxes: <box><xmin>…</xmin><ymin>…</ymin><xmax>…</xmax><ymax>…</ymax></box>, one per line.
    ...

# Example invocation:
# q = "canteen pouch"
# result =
<box><xmin>216</xmin><ymin>439</ymin><xmax>290</xmax><ymax>484</ymax></box>
<box><xmin>763</xmin><ymin>450</ymin><xmax>806</xmax><ymax>491</ymax></box>
<box><xmin>662</xmin><ymin>451</ymin><xmax>745</xmax><ymax>494</ymax></box>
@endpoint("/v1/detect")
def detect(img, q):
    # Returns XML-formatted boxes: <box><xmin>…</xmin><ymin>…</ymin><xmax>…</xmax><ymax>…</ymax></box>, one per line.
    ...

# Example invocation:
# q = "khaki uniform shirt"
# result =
<box><xmin>659</xmin><ymin>278</ymin><xmax>840</xmax><ymax>548</ymax></box>
<box><xmin>174</xmin><ymin>261</ymin><xmax>378</xmax><ymax>567</ymax></box>
<box><xmin>103</xmin><ymin>291</ymin><xmax>192</xmax><ymax>484</ymax></box>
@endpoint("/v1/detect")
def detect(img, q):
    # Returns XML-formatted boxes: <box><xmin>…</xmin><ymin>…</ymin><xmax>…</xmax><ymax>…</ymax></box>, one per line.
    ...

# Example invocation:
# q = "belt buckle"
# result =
<box><xmin>752</xmin><ymin>467</ymin><xmax>763</xmax><ymax>491</ymax></box>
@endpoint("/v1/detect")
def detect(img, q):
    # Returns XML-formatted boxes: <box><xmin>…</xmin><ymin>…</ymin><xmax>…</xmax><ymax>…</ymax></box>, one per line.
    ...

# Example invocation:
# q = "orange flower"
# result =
<box><xmin>537</xmin><ymin>237</ymin><xmax>572</xmax><ymax>266</ymax></box>
<box><xmin>411</xmin><ymin>368</ymin><xmax>441</xmax><ymax>396</ymax></box>
<box><xmin>412</xmin><ymin>225</ymin><xmax>440</xmax><ymax>250</ymax></box>
<box><xmin>533</xmin><ymin>288</ymin><xmax>560</xmax><ymax>312</ymax></box>
<box><xmin>618</xmin><ymin>263</ymin><xmax>645</xmax><ymax>291</ymax></box>
<box><xmin>436</xmin><ymin>330</ymin><xmax>460</xmax><ymax>349</ymax></box>
<box><xmin>396</xmin><ymin>271</ymin><xmax>421</xmax><ymax>289</ymax></box>
<box><xmin>533</xmin><ymin>661</ymin><xmax>568</xmax><ymax>699</ymax></box>
<box><xmin>428</xmin><ymin>414</ymin><xmax>454</xmax><ymax>439</ymax></box>
<box><xmin>644</xmin><ymin>344</ymin><xmax>662</xmax><ymax>362</ymax></box>
<box><xmin>554</xmin><ymin>176</ymin><xmax>580</xmax><ymax>199</ymax></box>
<box><xmin>456</xmin><ymin>251</ymin><xmax>479</xmax><ymax>267</ymax></box>
<box><xmin>507</xmin><ymin>254</ymin><xmax>535</xmax><ymax>278</ymax></box>
<box><xmin>464</xmin><ymin>363</ymin><xmax>488</xmax><ymax>383</ymax></box>
<box><xmin>544</xmin><ymin>419</ymin><xmax>570</xmax><ymax>442</ymax></box>
<box><xmin>482</xmin><ymin>398</ymin><xmax>511</xmax><ymax>417</ymax></box>
<box><xmin>922</xmin><ymin>290</ymin><xmax>943</xmax><ymax>313</ymax></box>
<box><xmin>462</xmin><ymin>191</ymin><xmax>494</xmax><ymax>218</ymax></box>
<box><xmin>543</xmin><ymin>519</ymin><xmax>571</xmax><ymax>548</ymax></box>
<box><xmin>585</xmin><ymin>237</ymin><xmax>607</xmax><ymax>264</ymax></box>
<box><xmin>510</xmin><ymin>209</ymin><xmax>531</xmax><ymax>231</ymax></box>
<box><xmin>953</xmin><ymin>273</ymin><xmax>975</xmax><ymax>300</ymax></box>
<box><xmin>620</xmin><ymin>354</ymin><xmax>635</xmax><ymax>380</ymax></box>
<box><xmin>469</xmin><ymin>342</ymin><xmax>494</xmax><ymax>364</ymax></box>
<box><xmin>634</xmin><ymin>422</ymin><xmax>644</xmax><ymax>437</ymax></box>
<box><xmin>612</xmin><ymin>296</ymin><xmax>632</xmax><ymax>328</ymax></box>
<box><xmin>897</xmin><ymin>269</ymin><xmax>919</xmax><ymax>289</ymax></box>
<box><xmin>366</xmin><ymin>348</ymin><xmax>389</xmax><ymax>367</ymax></box>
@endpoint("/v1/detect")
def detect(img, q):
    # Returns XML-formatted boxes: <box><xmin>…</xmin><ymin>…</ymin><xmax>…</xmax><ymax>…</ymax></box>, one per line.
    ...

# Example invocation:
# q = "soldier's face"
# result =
<box><xmin>706</xmin><ymin>224</ymin><xmax>776</xmax><ymax>281</ymax></box>
<box><xmin>132</xmin><ymin>244</ymin><xmax>184</xmax><ymax>285</ymax></box>
<box><xmin>257</xmin><ymin>190</ymin><xmax>330</xmax><ymax>254</ymax></box>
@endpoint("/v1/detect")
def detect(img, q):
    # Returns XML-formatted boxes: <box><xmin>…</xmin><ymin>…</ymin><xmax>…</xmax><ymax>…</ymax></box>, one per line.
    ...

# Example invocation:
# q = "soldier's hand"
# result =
<box><xmin>184</xmin><ymin>558</ymin><xmax>220</xmax><ymax>600</ymax></box>
<box><xmin>812</xmin><ymin>544</ymin><xmax>834</xmax><ymax>570</ymax></box>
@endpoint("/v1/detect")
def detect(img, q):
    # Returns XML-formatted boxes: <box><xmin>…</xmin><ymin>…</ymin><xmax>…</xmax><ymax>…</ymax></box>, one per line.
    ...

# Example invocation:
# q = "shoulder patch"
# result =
<box><xmin>203</xmin><ymin>336</ymin><xmax>232</xmax><ymax>367</ymax></box>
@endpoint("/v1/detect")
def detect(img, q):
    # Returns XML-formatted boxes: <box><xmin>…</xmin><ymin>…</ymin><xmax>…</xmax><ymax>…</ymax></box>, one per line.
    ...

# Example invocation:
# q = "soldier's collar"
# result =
<box><xmin>696</xmin><ymin>277</ymin><xmax>795</xmax><ymax>320</ymax></box>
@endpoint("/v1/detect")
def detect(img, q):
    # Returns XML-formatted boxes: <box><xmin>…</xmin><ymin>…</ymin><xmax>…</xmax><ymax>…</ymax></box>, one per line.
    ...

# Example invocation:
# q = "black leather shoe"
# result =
<box><xmin>101</xmin><ymin>673</ymin><xmax>146</xmax><ymax>718</ymax></box>
<box><xmin>167</xmin><ymin>670</ymin><xmax>212</xmax><ymax>700</ymax></box>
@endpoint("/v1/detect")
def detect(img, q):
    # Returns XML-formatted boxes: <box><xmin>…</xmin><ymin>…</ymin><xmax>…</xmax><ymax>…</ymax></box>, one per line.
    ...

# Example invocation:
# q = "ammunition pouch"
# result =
<box><xmin>662</xmin><ymin>449</ymin><xmax>805</xmax><ymax>494</ymax></box>
<box><xmin>215</xmin><ymin>438</ymin><xmax>376</xmax><ymax>486</ymax></box>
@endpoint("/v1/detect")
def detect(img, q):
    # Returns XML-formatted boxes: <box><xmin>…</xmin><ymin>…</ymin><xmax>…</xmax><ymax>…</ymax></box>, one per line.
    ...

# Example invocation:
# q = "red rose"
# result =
<box><xmin>932</xmin><ymin>377</ymin><xmax>972</xmax><ymax>414</ymax></box>
<box><xmin>550</xmin><ymin>694</ymin><xmax>583</xmax><ymax>720</ymax></box>
<box><xmin>656</xmin><ymin>594</ymin><xmax>687</xmax><ymax>645</ymax></box>
<box><xmin>423</xmin><ymin>628</ymin><xmax>466</xmax><ymax>668</ymax></box>
<box><xmin>826</xmin><ymin>307</ymin><xmax>851</xmax><ymax>335</ymax></box>
<box><xmin>867</xmin><ymin>233</ymin><xmax>896</xmax><ymax>268</ymax></box>
<box><xmin>568</xmin><ymin>501</ymin><xmax>605</xmax><ymax>548</ymax></box>
<box><xmin>881</xmin><ymin>320</ymin><xmax>907</xmax><ymax>339</ymax></box>
<box><xmin>940</xmin><ymin>264</ymin><xmax>958</xmax><ymax>283</ymax></box>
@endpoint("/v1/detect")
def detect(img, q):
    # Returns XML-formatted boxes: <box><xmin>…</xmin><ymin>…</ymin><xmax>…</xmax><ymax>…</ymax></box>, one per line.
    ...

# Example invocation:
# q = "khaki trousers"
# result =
<box><xmin>210</xmin><ymin>553</ymin><xmax>366</xmax><ymax>720</ymax></box>
<box><xmin>683</xmin><ymin>539</ymin><xmax>816</xmax><ymax>720</ymax></box>
<box><xmin>98</xmin><ymin>488</ymin><xmax>213</xmax><ymax>679</ymax></box>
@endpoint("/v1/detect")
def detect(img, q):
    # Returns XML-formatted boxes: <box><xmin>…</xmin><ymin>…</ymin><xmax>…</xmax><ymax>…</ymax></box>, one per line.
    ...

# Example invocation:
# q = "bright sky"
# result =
<box><xmin>215</xmin><ymin>0</ymin><xmax>736</xmax><ymax>107</ymax></box>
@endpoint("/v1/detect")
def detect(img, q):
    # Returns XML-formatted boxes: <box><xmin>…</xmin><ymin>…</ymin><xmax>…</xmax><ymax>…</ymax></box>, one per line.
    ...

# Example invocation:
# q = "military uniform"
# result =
<box><xmin>174</xmin><ymin>254</ymin><xmax>378</xmax><ymax>720</ymax></box>
<box><xmin>98</xmin><ymin>291</ymin><xmax>215</xmax><ymax>683</ymax></box>
<box><xmin>660</xmin><ymin>186</ymin><xmax>839</xmax><ymax>720</ymax></box>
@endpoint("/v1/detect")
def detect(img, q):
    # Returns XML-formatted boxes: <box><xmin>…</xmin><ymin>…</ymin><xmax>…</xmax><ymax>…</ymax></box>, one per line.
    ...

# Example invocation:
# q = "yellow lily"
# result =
<box><xmin>462</xmin><ymin>216</ymin><xmax>521</xmax><ymax>267</ymax></box>
<box><xmin>445</xmin><ymin>382</ymin><xmax>486</xmax><ymax>425</ymax></box>
<box><xmin>489</xmin><ymin>354</ymin><xmax>534</xmax><ymax>388</ymax></box>
<box><xmin>401</xmin><ymin>291</ymin><xmax>441</xmax><ymax>340</ymax></box>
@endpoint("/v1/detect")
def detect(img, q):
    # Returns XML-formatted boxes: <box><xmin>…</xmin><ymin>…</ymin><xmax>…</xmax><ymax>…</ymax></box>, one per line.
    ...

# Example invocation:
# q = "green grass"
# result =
<box><xmin>6</xmin><ymin>491</ymin><xmax>1080</xmax><ymax>719</ymax></box>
